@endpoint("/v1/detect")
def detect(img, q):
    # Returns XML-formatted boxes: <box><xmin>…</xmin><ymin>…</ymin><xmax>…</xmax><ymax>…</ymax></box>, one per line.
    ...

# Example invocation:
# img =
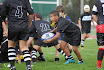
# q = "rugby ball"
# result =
<box><xmin>41</xmin><ymin>32</ymin><xmax>55</xmax><ymax>41</ymax></box>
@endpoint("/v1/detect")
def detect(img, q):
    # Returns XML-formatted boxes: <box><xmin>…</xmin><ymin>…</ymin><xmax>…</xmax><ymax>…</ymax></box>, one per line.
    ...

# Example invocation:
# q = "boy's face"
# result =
<box><xmin>85</xmin><ymin>8</ymin><xmax>89</xmax><ymax>12</ymax></box>
<box><xmin>59</xmin><ymin>12</ymin><xmax>64</xmax><ymax>17</ymax></box>
<box><xmin>50</xmin><ymin>14</ymin><xmax>59</xmax><ymax>22</ymax></box>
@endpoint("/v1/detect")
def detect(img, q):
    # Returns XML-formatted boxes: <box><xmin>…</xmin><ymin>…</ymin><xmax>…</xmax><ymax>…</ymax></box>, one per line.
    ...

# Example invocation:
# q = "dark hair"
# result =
<box><xmin>34</xmin><ymin>13</ymin><xmax>42</xmax><ymax>20</ymax></box>
<box><xmin>50</xmin><ymin>10</ymin><xmax>59</xmax><ymax>17</ymax></box>
<box><xmin>56</xmin><ymin>5</ymin><xmax>65</xmax><ymax>13</ymax></box>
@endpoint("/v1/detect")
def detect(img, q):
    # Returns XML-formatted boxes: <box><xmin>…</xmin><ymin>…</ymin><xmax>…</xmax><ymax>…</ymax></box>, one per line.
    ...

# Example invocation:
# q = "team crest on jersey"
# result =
<box><xmin>40</xmin><ymin>23</ymin><xmax>51</xmax><ymax>32</ymax></box>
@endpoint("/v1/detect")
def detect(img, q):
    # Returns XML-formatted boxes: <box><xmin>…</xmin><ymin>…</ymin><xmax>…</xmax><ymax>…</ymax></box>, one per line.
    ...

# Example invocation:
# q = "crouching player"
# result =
<box><xmin>30</xmin><ymin>13</ymin><xmax>72</xmax><ymax>62</ymax></box>
<box><xmin>44</xmin><ymin>10</ymin><xmax>84</xmax><ymax>64</ymax></box>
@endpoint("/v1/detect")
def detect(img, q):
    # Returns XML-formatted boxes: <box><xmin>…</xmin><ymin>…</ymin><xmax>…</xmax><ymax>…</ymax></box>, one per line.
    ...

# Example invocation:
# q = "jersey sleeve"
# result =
<box><xmin>92</xmin><ymin>2</ymin><xmax>98</xmax><ymax>15</ymax></box>
<box><xmin>26</xmin><ymin>0</ymin><xmax>34</xmax><ymax>15</ymax></box>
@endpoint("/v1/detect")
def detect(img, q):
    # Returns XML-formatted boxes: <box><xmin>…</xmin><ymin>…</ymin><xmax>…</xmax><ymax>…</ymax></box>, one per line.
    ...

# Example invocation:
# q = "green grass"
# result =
<box><xmin>1</xmin><ymin>39</ymin><xmax>104</xmax><ymax>70</ymax></box>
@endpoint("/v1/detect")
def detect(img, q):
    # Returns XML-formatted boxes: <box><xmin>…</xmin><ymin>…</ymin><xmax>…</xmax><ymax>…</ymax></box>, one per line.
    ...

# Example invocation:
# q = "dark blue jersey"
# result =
<box><xmin>92</xmin><ymin>0</ymin><xmax>104</xmax><ymax>25</ymax></box>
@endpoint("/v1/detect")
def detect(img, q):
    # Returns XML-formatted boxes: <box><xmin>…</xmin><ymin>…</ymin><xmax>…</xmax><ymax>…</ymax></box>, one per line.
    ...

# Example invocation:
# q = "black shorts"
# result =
<box><xmin>0</xmin><ymin>31</ymin><xmax>3</xmax><ymax>45</ymax></box>
<box><xmin>81</xmin><ymin>27</ymin><xmax>91</xmax><ymax>34</ymax></box>
<box><xmin>97</xmin><ymin>33</ymin><xmax>104</xmax><ymax>46</ymax></box>
<box><xmin>8</xmin><ymin>27</ymin><xmax>29</xmax><ymax>41</ymax></box>
<box><xmin>63</xmin><ymin>32</ymin><xmax>81</xmax><ymax>46</ymax></box>
<box><xmin>35</xmin><ymin>39</ymin><xmax>58</xmax><ymax>47</ymax></box>
<box><xmin>29</xmin><ymin>32</ymin><xmax>38</xmax><ymax>40</ymax></box>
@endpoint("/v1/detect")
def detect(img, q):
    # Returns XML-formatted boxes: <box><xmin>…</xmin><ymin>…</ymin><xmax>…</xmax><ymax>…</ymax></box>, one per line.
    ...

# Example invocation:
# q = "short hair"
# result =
<box><xmin>34</xmin><ymin>13</ymin><xmax>42</xmax><ymax>20</ymax></box>
<box><xmin>56</xmin><ymin>5</ymin><xmax>65</xmax><ymax>13</ymax></box>
<box><xmin>50</xmin><ymin>10</ymin><xmax>59</xmax><ymax>17</ymax></box>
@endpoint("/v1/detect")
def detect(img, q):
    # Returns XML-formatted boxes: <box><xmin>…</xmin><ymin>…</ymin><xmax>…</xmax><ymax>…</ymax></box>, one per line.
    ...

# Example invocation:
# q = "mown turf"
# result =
<box><xmin>1</xmin><ymin>39</ymin><xmax>104</xmax><ymax>70</ymax></box>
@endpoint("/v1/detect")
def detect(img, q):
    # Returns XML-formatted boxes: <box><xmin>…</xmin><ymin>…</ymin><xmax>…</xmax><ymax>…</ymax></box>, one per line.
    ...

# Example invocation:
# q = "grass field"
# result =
<box><xmin>1</xmin><ymin>39</ymin><xmax>104</xmax><ymax>70</ymax></box>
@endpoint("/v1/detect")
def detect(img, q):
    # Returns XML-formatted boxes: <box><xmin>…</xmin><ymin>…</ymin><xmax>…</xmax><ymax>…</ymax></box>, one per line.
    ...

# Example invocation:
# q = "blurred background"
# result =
<box><xmin>0</xmin><ymin>0</ymin><xmax>96</xmax><ymax>35</ymax></box>
<box><xmin>0</xmin><ymin>0</ymin><xmax>96</xmax><ymax>23</ymax></box>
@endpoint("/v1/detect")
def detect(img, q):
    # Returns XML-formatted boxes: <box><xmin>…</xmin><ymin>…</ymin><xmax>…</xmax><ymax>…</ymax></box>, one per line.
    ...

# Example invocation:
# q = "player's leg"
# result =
<box><xmin>96</xmin><ymin>33</ymin><xmax>104</xmax><ymax>69</ymax></box>
<box><xmin>15</xmin><ymin>42</ymin><xmax>21</xmax><ymax>64</ymax></box>
<box><xmin>65</xmin><ymin>43</ymin><xmax>72</xmax><ymax>60</ymax></box>
<box><xmin>19</xmin><ymin>40</ymin><xmax>32</xmax><ymax>70</ymax></box>
<box><xmin>27</xmin><ymin>37</ymin><xmax>34</xmax><ymax>47</ymax></box>
<box><xmin>8</xmin><ymin>40</ymin><xmax>16</xmax><ymax>70</ymax></box>
<box><xmin>38</xmin><ymin>47</ymin><xmax>46</xmax><ymax>61</ymax></box>
<box><xmin>81</xmin><ymin>33</ymin><xmax>87</xmax><ymax>48</ymax></box>
<box><xmin>73</xmin><ymin>46</ymin><xmax>83</xmax><ymax>64</ymax></box>
<box><xmin>59</xmin><ymin>41</ymin><xmax>75</xmax><ymax>64</ymax></box>
<box><xmin>32</xmin><ymin>45</ymin><xmax>40</xmax><ymax>62</ymax></box>
<box><xmin>86</xmin><ymin>33</ymin><xmax>90</xmax><ymax>38</ymax></box>
<box><xmin>55</xmin><ymin>40</ymin><xmax>61</xmax><ymax>62</ymax></box>
<box><xmin>66</xmin><ymin>43</ymin><xmax>72</xmax><ymax>54</ymax></box>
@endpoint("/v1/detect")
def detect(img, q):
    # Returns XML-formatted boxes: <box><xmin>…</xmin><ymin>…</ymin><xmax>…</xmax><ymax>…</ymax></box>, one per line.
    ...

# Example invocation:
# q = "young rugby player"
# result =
<box><xmin>44</xmin><ymin>10</ymin><xmax>84</xmax><ymax>64</ymax></box>
<box><xmin>29</xmin><ymin>13</ymin><xmax>71</xmax><ymax>63</ymax></box>
<box><xmin>51</xmin><ymin>5</ymin><xmax>72</xmax><ymax>61</ymax></box>
<box><xmin>28</xmin><ymin>14</ymin><xmax>46</xmax><ymax>62</ymax></box>
<box><xmin>92</xmin><ymin>0</ymin><xmax>104</xmax><ymax>69</ymax></box>
<box><xmin>78</xmin><ymin>5</ymin><xmax>95</xmax><ymax>49</ymax></box>
<box><xmin>1</xmin><ymin>0</ymin><xmax>34</xmax><ymax>70</ymax></box>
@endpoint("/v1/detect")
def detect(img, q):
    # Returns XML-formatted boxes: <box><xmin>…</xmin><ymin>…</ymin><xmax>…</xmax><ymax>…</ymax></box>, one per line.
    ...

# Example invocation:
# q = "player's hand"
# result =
<box><xmin>43</xmin><ymin>39</ymin><xmax>52</xmax><ymax>43</ymax></box>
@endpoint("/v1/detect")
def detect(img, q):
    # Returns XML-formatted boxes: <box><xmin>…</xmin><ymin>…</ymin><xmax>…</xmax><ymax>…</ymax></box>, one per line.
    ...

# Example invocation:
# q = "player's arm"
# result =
<box><xmin>2</xmin><ymin>21</ymin><xmax>8</xmax><ymax>37</ymax></box>
<box><xmin>91</xmin><ymin>19</ymin><xmax>96</xmax><ymax>28</ymax></box>
<box><xmin>92</xmin><ymin>15</ymin><xmax>98</xmax><ymax>23</ymax></box>
<box><xmin>78</xmin><ymin>19</ymin><xmax>82</xmax><ymax>29</ymax></box>
<box><xmin>28</xmin><ymin>14</ymin><xmax>34</xmax><ymax>27</ymax></box>
<box><xmin>50</xmin><ymin>28</ymin><xmax>57</xmax><ymax>33</ymax></box>
<box><xmin>27</xmin><ymin>0</ymin><xmax>34</xmax><ymax>27</ymax></box>
<box><xmin>92</xmin><ymin>4</ymin><xmax>98</xmax><ymax>23</ymax></box>
<box><xmin>44</xmin><ymin>32</ymin><xmax>60</xmax><ymax>43</ymax></box>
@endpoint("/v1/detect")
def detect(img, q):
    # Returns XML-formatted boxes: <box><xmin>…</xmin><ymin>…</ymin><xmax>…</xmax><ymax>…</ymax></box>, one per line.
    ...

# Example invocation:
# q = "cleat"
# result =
<box><xmin>38</xmin><ymin>56</ymin><xmax>46</xmax><ymax>61</ymax></box>
<box><xmin>26</xmin><ymin>65</ymin><xmax>32</xmax><ymax>70</ymax></box>
<box><xmin>10</xmin><ymin>66</ymin><xmax>16</xmax><ymax>70</ymax></box>
<box><xmin>32</xmin><ymin>58</ymin><xmax>36</xmax><ymax>62</ymax></box>
<box><xmin>78</xmin><ymin>60</ymin><xmax>84</xmax><ymax>64</ymax></box>
<box><xmin>64</xmin><ymin>59</ymin><xmax>75</xmax><ymax>64</ymax></box>
<box><xmin>81</xmin><ymin>47</ymin><xmax>84</xmax><ymax>49</ymax></box>
<box><xmin>96</xmin><ymin>67</ymin><xmax>102</xmax><ymax>69</ymax></box>
<box><xmin>78</xmin><ymin>61</ymin><xmax>84</xmax><ymax>64</ymax></box>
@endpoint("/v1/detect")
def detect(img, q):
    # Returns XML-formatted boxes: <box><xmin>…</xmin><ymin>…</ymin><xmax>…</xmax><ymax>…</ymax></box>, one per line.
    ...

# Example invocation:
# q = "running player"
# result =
<box><xmin>78</xmin><ymin>5</ymin><xmax>95</xmax><ymax>49</ymax></box>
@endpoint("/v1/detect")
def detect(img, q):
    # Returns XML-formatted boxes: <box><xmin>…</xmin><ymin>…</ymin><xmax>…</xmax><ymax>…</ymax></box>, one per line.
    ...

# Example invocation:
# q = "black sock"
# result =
<box><xmin>8</xmin><ymin>47</ymin><xmax>16</xmax><ymax>67</ymax></box>
<box><xmin>39</xmin><ymin>53</ymin><xmax>43</xmax><ymax>56</ymax></box>
<box><xmin>22</xmin><ymin>50</ymin><xmax>31</xmax><ymax>66</ymax></box>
